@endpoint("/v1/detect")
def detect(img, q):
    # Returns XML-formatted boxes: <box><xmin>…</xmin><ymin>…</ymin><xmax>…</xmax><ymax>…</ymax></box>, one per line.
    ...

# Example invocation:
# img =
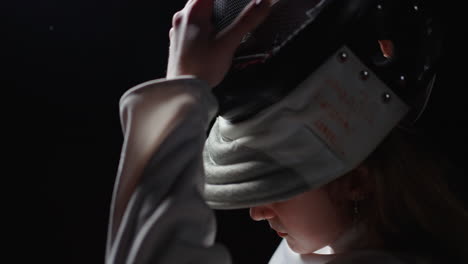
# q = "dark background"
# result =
<box><xmin>4</xmin><ymin>0</ymin><xmax>466</xmax><ymax>263</ymax></box>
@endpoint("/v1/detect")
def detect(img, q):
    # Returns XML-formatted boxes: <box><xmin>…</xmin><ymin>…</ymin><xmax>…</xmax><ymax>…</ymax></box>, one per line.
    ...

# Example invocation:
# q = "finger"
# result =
<box><xmin>216</xmin><ymin>0</ymin><xmax>271</xmax><ymax>50</ymax></box>
<box><xmin>184</xmin><ymin>0</ymin><xmax>196</xmax><ymax>7</ymax></box>
<box><xmin>168</xmin><ymin>27</ymin><xmax>176</xmax><ymax>55</ymax></box>
<box><xmin>185</xmin><ymin>0</ymin><xmax>215</xmax><ymax>26</ymax></box>
<box><xmin>169</xmin><ymin>27</ymin><xmax>175</xmax><ymax>40</ymax></box>
<box><xmin>191</xmin><ymin>0</ymin><xmax>215</xmax><ymax>17</ymax></box>
<box><xmin>172</xmin><ymin>11</ymin><xmax>184</xmax><ymax>28</ymax></box>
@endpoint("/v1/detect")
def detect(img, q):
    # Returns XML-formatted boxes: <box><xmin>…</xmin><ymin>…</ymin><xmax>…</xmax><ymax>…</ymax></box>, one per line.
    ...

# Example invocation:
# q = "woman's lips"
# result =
<box><xmin>268</xmin><ymin>221</ymin><xmax>288</xmax><ymax>237</ymax></box>
<box><xmin>276</xmin><ymin>231</ymin><xmax>288</xmax><ymax>237</ymax></box>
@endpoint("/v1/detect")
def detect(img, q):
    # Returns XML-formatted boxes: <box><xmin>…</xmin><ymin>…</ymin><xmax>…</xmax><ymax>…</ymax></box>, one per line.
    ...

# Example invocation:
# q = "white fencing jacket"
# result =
<box><xmin>105</xmin><ymin>76</ymin><xmax>427</xmax><ymax>264</ymax></box>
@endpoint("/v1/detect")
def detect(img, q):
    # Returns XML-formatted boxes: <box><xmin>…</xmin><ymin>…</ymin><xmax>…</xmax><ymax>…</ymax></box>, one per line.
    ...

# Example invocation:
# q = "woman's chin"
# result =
<box><xmin>286</xmin><ymin>238</ymin><xmax>333</xmax><ymax>255</ymax></box>
<box><xmin>286</xmin><ymin>238</ymin><xmax>312</xmax><ymax>255</ymax></box>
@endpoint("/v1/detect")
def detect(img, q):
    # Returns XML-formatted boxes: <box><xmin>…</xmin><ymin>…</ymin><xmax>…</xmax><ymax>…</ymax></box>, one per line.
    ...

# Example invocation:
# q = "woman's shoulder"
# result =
<box><xmin>327</xmin><ymin>250</ymin><xmax>431</xmax><ymax>264</ymax></box>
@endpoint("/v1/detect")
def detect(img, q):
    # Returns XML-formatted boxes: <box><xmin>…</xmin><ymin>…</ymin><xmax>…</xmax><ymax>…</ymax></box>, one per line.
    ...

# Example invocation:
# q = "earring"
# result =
<box><xmin>353</xmin><ymin>198</ymin><xmax>360</xmax><ymax>225</ymax></box>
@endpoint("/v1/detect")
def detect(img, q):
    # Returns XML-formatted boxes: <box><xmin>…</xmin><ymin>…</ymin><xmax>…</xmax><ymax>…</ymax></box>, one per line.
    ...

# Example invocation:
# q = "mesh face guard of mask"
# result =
<box><xmin>203</xmin><ymin>0</ymin><xmax>443</xmax><ymax>209</ymax></box>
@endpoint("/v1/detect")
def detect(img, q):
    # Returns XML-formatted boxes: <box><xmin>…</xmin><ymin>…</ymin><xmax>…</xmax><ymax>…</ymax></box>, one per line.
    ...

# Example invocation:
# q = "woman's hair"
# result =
<box><xmin>360</xmin><ymin>128</ymin><xmax>468</xmax><ymax>262</ymax></box>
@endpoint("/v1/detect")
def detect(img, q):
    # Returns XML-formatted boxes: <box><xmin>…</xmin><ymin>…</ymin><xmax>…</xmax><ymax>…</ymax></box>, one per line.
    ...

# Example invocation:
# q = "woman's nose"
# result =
<box><xmin>249</xmin><ymin>205</ymin><xmax>275</xmax><ymax>221</ymax></box>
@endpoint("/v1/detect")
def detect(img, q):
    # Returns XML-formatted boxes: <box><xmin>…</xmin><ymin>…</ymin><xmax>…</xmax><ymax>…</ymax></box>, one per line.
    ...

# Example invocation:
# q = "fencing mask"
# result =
<box><xmin>203</xmin><ymin>0</ymin><xmax>443</xmax><ymax>209</ymax></box>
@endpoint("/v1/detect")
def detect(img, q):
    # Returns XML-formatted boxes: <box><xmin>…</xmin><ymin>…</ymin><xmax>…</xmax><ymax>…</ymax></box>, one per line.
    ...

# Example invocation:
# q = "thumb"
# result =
<box><xmin>216</xmin><ymin>0</ymin><xmax>271</xmax><ymax>51</ymax></box>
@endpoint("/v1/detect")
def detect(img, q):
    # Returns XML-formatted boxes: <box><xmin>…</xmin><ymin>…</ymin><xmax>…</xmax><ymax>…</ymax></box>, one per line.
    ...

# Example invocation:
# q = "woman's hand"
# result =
<box><xmin>166</xmin><ymin>0</ymin><xmax>271</xmax><ymax>88</ymax></box>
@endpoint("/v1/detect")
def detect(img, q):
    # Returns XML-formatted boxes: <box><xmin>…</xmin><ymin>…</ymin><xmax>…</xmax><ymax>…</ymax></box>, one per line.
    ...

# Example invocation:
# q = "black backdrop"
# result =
<box><xmin>4</xmin><ymin>0</ymin><xmax>466</xmax><ymax>263</ymax></box>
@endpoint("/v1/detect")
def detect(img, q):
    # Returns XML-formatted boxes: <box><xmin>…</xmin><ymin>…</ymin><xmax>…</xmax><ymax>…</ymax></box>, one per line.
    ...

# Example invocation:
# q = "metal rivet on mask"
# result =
<box><xmin>338</xmin><ymin>51</ymin><xmax>348</xmax><ymax>62</ymax></box>
<box><xmin>377</xmin><ymin>4</ymin><xmax>383</xmax><ymax>10</ymax></box>
<box><xmin>413</xmin><ymin>5</ymin><xmax>419</xmax><ymax>11</ymax></box>
<box><xmin>360</xmin><ymin>70</ymin><xmax>370</xmax><ymax>80</ymax></box>
<box><xmin>382</xmin><ymin>93</ymin><xmax>392</xmax><ymax>103</ymax></box>
<box><xmin>399</xmin><ymin>75</ymin><xmax>407</xmax><ymax>86</ymax></box>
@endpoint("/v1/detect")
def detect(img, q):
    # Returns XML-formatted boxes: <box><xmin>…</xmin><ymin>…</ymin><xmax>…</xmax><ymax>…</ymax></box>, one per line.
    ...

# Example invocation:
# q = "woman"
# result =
<box><xmin>105</xmin><ymin>0</ymin><xmax>468</xmax><ymax>263</ymax></box>
<box><xmin>252</xmin><ymin>129</ymin><xmax>468</xmax><ymax>263</ymax></box>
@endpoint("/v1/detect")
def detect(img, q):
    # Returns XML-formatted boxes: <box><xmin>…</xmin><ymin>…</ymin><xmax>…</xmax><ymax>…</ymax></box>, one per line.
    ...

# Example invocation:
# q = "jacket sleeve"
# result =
<box><xmin>105</xmin><ymin>76</ymin><xmax>231</xmax><ymax>264</ymax></box>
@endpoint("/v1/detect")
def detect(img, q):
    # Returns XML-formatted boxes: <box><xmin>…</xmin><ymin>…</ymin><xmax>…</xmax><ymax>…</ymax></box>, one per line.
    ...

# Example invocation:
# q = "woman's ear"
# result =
<box><xmin>346</xmin><ymin>164</ymin><xmax>372</xmax><ymax>201</ymax></box>
<box><xmin>325</xmin><ymin>164</ymin><xmax>374</xmax><ymax>208</ymax></box>
<box><xmin>325</xmin><ymin>164</ymin><xmax>372</xmax><ymax>205</ymax></box>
